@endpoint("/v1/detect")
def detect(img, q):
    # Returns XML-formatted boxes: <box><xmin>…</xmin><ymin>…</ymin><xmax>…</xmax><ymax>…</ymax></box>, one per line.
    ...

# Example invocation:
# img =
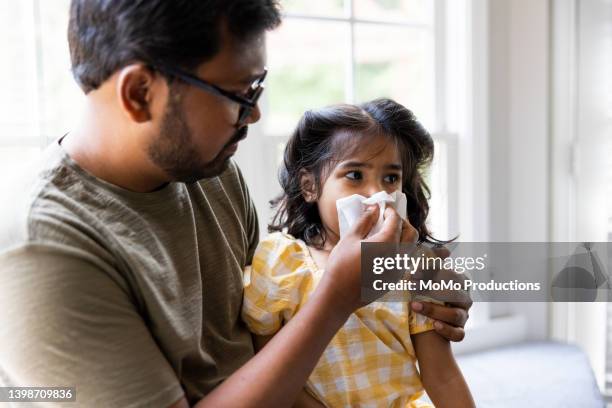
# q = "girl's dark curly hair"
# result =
<box><xmin>269</xmin><ymin>98</ymin><xmax>445</xmax><ymax>248</ymax></box>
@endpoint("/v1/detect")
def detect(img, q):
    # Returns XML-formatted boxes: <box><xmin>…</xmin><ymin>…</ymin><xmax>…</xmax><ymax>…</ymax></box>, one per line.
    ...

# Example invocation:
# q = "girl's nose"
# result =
<box><xmin>364</xmin><ymin>183</ymin><xmax>384</xmax><ymax>198</ymax></box>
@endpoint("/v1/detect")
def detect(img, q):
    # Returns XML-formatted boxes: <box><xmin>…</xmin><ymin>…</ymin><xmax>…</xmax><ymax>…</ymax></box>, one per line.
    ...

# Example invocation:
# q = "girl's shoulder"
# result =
<box><xmin>257</xmin><ymin>230</ymin><xmax>306</xmax><ymax>250</ymax></box>
<box><xmin>252</xmin><ymin>231</ymin><xmax>316</xmax><ymax>277</ymax></box>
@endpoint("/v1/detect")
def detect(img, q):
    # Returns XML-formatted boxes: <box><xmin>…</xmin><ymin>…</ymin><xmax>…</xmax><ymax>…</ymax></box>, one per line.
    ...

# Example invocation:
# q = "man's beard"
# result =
<box><xmin>147</xmin><ymin>89</ymin><xmax>247</xmax><ymax>183</ymax></box>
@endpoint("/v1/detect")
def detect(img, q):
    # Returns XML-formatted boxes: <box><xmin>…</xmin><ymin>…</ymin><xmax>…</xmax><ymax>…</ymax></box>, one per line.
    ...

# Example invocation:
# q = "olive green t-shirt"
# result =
<box><xmin>0</xmin><ymin>139</ymin><xmax>259</xmax><ymax>407</ymax></box>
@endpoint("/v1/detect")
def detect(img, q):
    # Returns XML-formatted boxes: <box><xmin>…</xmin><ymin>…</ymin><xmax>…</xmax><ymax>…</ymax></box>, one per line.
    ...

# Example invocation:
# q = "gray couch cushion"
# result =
<box><xmin>444</xmin><ymin>341</ymin><xmax>605</xmax><ymax>407</ymax></box>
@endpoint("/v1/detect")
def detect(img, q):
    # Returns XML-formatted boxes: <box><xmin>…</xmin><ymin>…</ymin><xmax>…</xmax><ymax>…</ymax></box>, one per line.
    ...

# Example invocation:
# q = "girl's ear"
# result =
<box><xmin>299</xmin><ymin>169</ymin><xmax>317</xmax><ymax>203</ymax></box>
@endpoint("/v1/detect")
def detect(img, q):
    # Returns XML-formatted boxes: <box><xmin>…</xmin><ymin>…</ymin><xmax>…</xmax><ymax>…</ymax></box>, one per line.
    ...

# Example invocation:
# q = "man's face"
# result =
<box><xmin>148</xmin><ymin>28</ymin><xmax>266</xmax><ymax>182</ymax></box>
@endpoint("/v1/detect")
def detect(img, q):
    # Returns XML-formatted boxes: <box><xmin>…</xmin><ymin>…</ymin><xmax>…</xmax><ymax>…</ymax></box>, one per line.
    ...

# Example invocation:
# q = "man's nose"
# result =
<box><xmin>244</xmin><ymin>104</ymin><xmax>261</xmax><ymax>125</ymax></box>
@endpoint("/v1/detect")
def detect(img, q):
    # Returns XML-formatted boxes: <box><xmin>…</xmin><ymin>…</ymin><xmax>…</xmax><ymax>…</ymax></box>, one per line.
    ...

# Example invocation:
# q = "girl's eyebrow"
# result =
<box><xmin>339</xmin><ymin>161</ymin><xmax>402</xmax><ymax>170</ymax></box>
<box><xmin>385</xmin><ymin>163</ymin><xmax>403</xmax><ymax>171</ymax></box>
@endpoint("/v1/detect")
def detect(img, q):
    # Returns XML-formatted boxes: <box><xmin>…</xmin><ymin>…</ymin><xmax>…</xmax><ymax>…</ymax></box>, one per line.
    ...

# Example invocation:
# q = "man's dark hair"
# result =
<box><xmin>68</xmin><ymin>0</ymin><xmax>282</xmax><ymax>93</ymax></box>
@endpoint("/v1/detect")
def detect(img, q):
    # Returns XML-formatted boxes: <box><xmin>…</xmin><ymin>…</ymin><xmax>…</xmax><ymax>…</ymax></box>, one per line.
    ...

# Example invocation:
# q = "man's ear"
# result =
<box><xmin>116</xmin><ymin>64</ymin><xmax>157</xmax><ymax>123</ymax></box>
<box><xmin>299</xmin><ymin>169</ymin><xmax>317</xmax><ymax>203</ymax></box>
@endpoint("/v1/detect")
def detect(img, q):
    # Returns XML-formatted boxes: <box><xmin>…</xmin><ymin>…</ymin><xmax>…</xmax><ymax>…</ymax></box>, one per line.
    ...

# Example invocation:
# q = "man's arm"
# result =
<box><xmin>0</xmin><ymin>245</ymin><xmax>185</xmax><ymax>408</ymax></box>
<box><xmin>252</xmin><ymin>336</ymin><xmax>325</xmax><ymax>408</ymax></box>
<box><xmin>172</xmin><ymin>209</ymin><xmax>472</xmax><ymax>407</ymax></box>
<box><xmin>169</xmin><ymin>284</ymin><xmax>344</xmax><ymax>408</ymax></box>
<box><xmin>167</xmin><ymin>206</ymin><xmax>403</xmax><ymax>408</ymax></box>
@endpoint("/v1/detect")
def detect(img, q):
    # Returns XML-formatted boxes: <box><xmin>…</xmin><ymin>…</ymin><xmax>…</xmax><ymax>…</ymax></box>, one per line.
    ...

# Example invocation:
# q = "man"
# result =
<box><xmin>0</xmin><ymin>1</ymin><xmax>471</xmax><ymax>407</ymax></box>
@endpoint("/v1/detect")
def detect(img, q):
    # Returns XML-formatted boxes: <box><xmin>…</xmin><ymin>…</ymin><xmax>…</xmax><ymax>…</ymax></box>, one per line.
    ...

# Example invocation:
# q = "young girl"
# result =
<box><xmin>242</xmin><ymin>98</ymin><xmax>474</xmax><ymax>408</ymax></box>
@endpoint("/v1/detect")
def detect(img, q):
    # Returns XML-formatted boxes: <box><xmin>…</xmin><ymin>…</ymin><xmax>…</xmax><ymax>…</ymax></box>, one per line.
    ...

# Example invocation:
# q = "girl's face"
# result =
<box><xmin>310</xmin><ymin>132</ymin><xmax>403</xmax><ymax>247</ymax></box>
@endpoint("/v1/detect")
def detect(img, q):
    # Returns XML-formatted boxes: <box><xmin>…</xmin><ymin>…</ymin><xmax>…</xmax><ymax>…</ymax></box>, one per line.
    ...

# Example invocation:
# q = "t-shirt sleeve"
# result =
<box><xmin>241</xmin><ymin>233</ymin><xmax>315</xmax><ymax>336</ymax></box>
<box><xmin>0</xmin><ymin>244</ymin><xmax>185</xmax><ymax>408</ymax></box>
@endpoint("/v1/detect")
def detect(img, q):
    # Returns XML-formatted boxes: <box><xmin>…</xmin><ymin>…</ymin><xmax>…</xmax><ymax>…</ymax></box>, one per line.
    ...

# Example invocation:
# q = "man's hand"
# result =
<box><xmin>411</xmin><ymin>299</ymin><xmax>471</xmax><ymax>342</ymax></box>
<box><xmin>398</xmin><ymin>221</ymin><xmax>472</xmax><ymax>342</ymax></box>
<box><xmin>194</xmin><ymin>206</ymin><xmax>404</xmax><ymax>408</ymax></box>
<box><xmin>409</xmin><ymin>245</ymin><xmax>472</xmax><ymax>343</ymax></box>
<box><xmin>322</xmin><ymin>207</ymin><xmax>473</xmax><ymax>342</ymax></box>
<box><xmin>322</xmin><ymin>205</ymin><xmax>403</xmax><ymax>314</ymax></box>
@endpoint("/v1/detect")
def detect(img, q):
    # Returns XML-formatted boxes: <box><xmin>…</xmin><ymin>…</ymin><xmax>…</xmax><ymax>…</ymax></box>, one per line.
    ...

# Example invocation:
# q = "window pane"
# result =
<box><xmin>0</xmin><ymin>147</ymin><xmax>42</xmax><ymax>185</ymax></box>
<box><xmin>265</xmin><ymin>20</ymin><xmax>348</xmax><ymax>135</ymax></box>
<box><xmin>0</xmin><ymin>1</ymin><xmax>82</xmax><ymax>146</ymax></box>
<box><xmin>38</xmin><ymin>0</ymin><xmax>84</xmax><ymax>143</ymax></box>
<box><xmin>353</xmin><ymin>0</ymin><xmax>433</xmax><ymax>24</ymax></box>
<box><xmin>281</xmin><ymin>0</ymin><xmax>346</xmax><ymax>17</ymax></box>
<box><xmin>427</xmin><ymin>140</ymin><xmax>450</xmax><ymax>240</ymax></box>
<box><xmin>0</xmin><ymin>1</ymin><xmax>40</xmax><ymax>143</ymax></box>
<box><xmin>354</xmin><ymin>24</ymin><xmax>434</xmax><ymax>130</ymax></box>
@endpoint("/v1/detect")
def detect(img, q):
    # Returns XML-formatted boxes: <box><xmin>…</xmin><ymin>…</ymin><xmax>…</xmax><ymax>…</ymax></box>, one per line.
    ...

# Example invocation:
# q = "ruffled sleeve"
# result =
<box><xmin>242</xmin><ymin>232</ymin><xmax>317</xmax><ymax>336</ymax></box>
<box><xmin>408</xmin><ymin>295</ymin><xmax>440</xmax><ymax>335</ymax></box>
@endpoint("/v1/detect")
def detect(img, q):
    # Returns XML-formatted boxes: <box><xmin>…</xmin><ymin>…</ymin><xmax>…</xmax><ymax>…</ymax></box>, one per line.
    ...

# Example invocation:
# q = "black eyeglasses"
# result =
<box><xmin>153</xmin><ymin>64</ymin><xmax>267</xmax><ymax>126</ymax></box>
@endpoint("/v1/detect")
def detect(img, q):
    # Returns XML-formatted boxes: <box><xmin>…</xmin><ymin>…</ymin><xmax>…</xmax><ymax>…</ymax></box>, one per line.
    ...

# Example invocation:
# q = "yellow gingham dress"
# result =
<box><xmin>242</xmin><ymin>232</ymin><xmax>435</xmax><ymax>408</ymax></box>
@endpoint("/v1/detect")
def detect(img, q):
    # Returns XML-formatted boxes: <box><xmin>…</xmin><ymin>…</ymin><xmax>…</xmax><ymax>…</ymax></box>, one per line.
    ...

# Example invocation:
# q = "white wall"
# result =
<box><xmin>487</xmin><ymin>0</ymin><xmax>550</xmax><ymax>340</ymax></box>
<box><xmin>549</xmin><ymin>0</ymin><xmax>612</xmax><ymax>390</ymax></box>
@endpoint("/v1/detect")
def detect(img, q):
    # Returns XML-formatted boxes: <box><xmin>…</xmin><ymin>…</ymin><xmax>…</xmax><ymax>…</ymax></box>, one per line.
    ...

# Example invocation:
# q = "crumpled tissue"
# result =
<box><xmin>336</xmin><ymin>190</ymin><xmax>407</xmax><ymax>238</ymax></box>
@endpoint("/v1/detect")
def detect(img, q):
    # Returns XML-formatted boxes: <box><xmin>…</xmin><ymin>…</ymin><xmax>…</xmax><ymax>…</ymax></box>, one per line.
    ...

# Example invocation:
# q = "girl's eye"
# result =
<box><xmin>384</xmin><ymin>174</ymin><xmax>400</xmax><ymax>184</ymax></box>
<box><xmin>345</xmin><ymin>171</ymin><xmax>363</xmax><ymax>181</ymax></box>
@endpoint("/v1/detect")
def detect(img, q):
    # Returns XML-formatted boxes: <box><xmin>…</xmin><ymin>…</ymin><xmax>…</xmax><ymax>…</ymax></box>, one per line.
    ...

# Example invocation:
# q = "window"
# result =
<box><xmin>265</xmin><ymin>0</ymin><xmax>435</xmax><ymax>135</ymax></box>
<box><xmin>0</xmin><ymin>0</ymin><xmax>475</xmax><ymax>259</ymax></box>
<box><xmin>237</xmin><ymin>0</ymin><xmax>467</xmax><ymax>244</ymax></box>
<box><xmin>0</xmin><ymin>0</ymin><xmax>81</xmax><ymax>184</ymax></box>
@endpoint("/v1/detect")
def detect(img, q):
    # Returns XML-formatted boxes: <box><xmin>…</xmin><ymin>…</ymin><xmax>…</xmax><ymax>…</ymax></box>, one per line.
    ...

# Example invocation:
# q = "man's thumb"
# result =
<box><xmin>349</xmin><ymin>205</ymin><xmax>379</xmax><ymax>238</ymax></box>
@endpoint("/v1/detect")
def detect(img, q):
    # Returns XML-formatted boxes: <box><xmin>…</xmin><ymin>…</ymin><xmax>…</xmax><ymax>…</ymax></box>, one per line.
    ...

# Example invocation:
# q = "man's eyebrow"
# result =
<box><xmin>237</xmin><ymin>71</ymin><xmax>266</xmax><ymax>85</ymax></box>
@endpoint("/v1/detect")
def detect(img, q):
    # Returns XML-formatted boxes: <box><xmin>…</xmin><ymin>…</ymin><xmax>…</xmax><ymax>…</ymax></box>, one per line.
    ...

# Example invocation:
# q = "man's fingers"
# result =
<box><xmin>367</xmin><ymin>206</ymin><xmax>401</xmax><ymax>242</ymax></box>
<box><xmin>400</xmin><ymin>218</ymin><xmax>418</xmax><ymax>243</ymax></box>
<box><xmin>432</xmin><ymin>320</ymin><xmax>466</xmax><ymax>342</ymax></box>
<box><xmin>446</xmin><ymin>298</ymin><xmax>474</xmax><ymax>313</ymax></box>
<box><xmin>431</xmin><ymin>245</ymin><xmax>451</xmax><ymax>259</ymax></box>
<box><xmin>350</xmin><ymin>205</ymin><xmax>380</xmax><ymax>238</ymax></box>
<box><xmin>411</xmin><ymin>301</ymin><xmax>468</xmax><ymax>328</ymax></box>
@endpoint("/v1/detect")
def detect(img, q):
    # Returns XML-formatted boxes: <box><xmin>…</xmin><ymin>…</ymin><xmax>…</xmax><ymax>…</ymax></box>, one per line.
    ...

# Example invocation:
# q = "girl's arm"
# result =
<box><xmin>412</xmin><ymin>330</ymin><xmax>475</xmax><ymax>408</ymax></box>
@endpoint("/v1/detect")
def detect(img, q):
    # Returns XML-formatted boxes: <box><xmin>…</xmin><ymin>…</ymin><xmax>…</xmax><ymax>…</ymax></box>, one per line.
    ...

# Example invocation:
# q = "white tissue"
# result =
<box><xmin>336</xmin><ymin>190</ymin><xmax>407</xmax><ymax>238</ymax></box>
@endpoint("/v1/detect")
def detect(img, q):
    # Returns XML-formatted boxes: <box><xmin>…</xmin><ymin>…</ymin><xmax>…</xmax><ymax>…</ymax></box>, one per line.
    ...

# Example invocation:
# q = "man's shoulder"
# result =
<box><xmin>0</xmin><ymin>141</ymin><xmax>90</xmax><ymax>252</ymax></box>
